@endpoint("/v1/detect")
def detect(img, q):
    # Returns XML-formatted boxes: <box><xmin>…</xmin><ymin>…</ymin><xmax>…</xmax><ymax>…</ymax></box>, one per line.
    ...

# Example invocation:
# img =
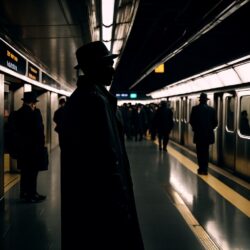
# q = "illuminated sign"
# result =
<box><xmin>28</xmin><ymin>62</ymin><xmax>40</xmax><ymax>81</ymax></box>
<box><xmin>154</xmin><ymin>64</ymin><xmax>164</xmax><ymax>73</ymax></box>
<box><xmin>116</xmin><ymin>93</ymin><xmax>128</xmax><ymax>98</ymax></box>
<box><xmin>130</xmin><ymin>93</ymin><xmax>137</xmax><ymax>99</ymax></box>
<box><xmin>0</xmin><ymin>39</ymin><xmax>26</xmax><ymax>75</ymax></box>
<box><xmin>116</xmin><ymin>92</ymin><xmax>138</xmax><ymax>99</ymax></box>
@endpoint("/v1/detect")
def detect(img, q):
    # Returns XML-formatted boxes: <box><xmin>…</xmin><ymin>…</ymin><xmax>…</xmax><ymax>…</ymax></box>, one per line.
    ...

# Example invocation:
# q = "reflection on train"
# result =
<box><xmin>168</xmin><ymin>88</ymin><xmax>250</xmax><ymax>181</ymax></box>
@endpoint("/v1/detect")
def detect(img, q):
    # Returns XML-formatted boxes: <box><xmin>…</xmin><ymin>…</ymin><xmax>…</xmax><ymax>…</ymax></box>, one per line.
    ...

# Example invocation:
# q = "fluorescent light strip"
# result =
<box><xmin>102</xmin><ymin>0</ymin><xmax>115</xmax><ymax>26</ymax></box>
<box><xmin>150</xmin><ymin>55</ymin><xmax>250</xmax><ymax>99</ymax></box>
<box><xmin>101</xmin><ymin>0</ymin><xmax>115</xmax><ymax>51</ymax></box>
<box><xmin>102</xmin><ymin>26</ymin><xmax>113</xmax><ymax>41</ymax></box>
<box><xmin>0</xmin><ymin>65</ymin><xmax>71</xmax><ymax>96</ymax></box>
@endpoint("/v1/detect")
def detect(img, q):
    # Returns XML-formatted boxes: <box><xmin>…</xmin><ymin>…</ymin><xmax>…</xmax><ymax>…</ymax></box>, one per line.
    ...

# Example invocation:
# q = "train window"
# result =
<box><xmin>182</xmin><ymin>98</ymin><xmax>187</xmax><ymax>122</ymax></box>
<box><xmin>226</xmin><ymin>96</ymin><xmax>235</xmax><ymax>131</ymax></box>
<box><xmin>239</xmin><ymin>96</ymin><xmax>250</xmax><ymax>136</ymax></box>
<box><xmin>176</xmin><ymin>100</ymin><xmax>179</xmax><ymax>121</ymax></box>
<box><xmin>188</xmin><ymin>99</ymin><xmax>192</xmax><ymax>122</ymax></box>
<box><xmin>4</xmin><ymin>84</ymin><xmax>12</xmax><ymax>118</ymax></box>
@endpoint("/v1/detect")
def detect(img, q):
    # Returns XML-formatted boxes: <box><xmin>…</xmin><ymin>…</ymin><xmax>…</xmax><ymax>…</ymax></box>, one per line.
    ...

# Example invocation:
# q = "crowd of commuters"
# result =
<box><xmin>118</xmin><ymin>101</ymin><xmax>173</xmax><ymax>146</ymax></box>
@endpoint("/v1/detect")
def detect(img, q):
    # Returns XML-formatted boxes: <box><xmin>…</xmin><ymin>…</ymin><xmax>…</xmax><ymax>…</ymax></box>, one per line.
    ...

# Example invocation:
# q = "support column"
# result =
<box><xmin>0</xmin><ymin>74</ymin><xmax>4</xmax><ymax>201</ymax></box>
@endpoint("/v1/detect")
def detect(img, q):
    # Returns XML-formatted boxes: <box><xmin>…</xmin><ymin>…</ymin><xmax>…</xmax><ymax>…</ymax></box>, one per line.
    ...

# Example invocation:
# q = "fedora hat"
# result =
<box><xmin>199</xmin><ymin>92</ymin><xmax>209</xmax><ymax>100</ymax></box>
<box><xmin>21</xmin><ymin>92</ymin><xmax>39</xmax><ymax>103</ymax></box>
<box><xmin>74</xmin><ymin>41</ymin><xmax>118</xmax><ymax>69</ymax></box>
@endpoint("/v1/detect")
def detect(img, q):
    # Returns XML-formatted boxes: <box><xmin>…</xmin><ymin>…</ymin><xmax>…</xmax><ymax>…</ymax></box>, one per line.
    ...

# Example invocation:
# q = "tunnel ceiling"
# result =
<box><xmin>111</xmin><ymin>0</ymin><xmax>250</xmax><ymax>95</ymax></box>
<box><xmin>0</xmin><ymin>0</ymin><xmax>250</xmax><ymax>95</ymax></box>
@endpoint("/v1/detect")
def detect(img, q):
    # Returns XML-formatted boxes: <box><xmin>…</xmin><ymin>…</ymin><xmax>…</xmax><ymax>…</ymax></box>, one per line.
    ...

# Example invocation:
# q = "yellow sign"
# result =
<box><xmin>7</xmin><ymin>50</ymin><xmax>18</xmax><ymax>62</ymax></box>
<box><xmin>155</xmin><ymin>64</ymin><xmax>164</xmax><ymax>73</ymax></box>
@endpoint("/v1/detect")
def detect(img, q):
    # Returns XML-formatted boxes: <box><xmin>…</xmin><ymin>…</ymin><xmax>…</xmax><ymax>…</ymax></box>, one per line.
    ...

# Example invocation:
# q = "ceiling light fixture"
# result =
<box><xmin>101</xmin><ymin>0</ymin><xmax>115</xmax><ymax>51</ymax></box>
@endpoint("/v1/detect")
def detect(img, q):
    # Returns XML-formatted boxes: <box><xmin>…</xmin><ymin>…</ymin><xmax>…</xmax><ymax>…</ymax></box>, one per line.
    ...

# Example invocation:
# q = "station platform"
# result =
<box><xmin>0</xmin><ymin>139</ymin><xmax>250</xmax><ymax>250</ymax></box>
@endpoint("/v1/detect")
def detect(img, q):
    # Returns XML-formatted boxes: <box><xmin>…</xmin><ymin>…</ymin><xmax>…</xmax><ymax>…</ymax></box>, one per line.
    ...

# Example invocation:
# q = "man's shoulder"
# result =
<box><xmin>72</xmin><ymin>85</ymin><xmax>106</xmax><ymax>102</ymax></box>
<box><xmin>192</xmin><ymin>105</ymin><xmax>199</xmax><ymax>111</ymax></box>
<box><xmin>205</xmin><ymin>105</ymin><xmax>216</xmax><ymax>113</ymax></box>
<box><xmin>66</xmin><ymin>86</ymin><xmax>108</xmax><ymax>114</ymax></box>
<box><xmin>208</xmin><ymin>105</ymin><xmax>215</xmax><ymax>110</ymax></box>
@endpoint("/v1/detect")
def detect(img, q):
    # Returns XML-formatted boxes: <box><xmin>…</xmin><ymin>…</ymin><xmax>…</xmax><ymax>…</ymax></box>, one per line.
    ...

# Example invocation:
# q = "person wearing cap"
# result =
<box><xmin>60</xmin><ymin>41</ymin><xmax>144</xmax><ymax>250</ymax></box>
<box><xmin>8</xmin><ymin>91</ymin><xmax>47</xmax><ymax>202</ymax></box>
<box><xmin>190</xmin><ymin>92</ymin><xmax>218</xmax><ymax>175</ymax></box>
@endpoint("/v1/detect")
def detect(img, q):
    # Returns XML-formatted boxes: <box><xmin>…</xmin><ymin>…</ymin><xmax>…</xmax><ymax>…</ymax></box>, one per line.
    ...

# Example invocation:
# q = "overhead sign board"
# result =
<box><xmin>0</xmin><ymin>39</ymin><xmax>26</xmax><ymax>75</ymax></box>
<box><xmin>28</xmin><ymin>62</ymin><xmax>40</xmax><ymax>81</ymax></box>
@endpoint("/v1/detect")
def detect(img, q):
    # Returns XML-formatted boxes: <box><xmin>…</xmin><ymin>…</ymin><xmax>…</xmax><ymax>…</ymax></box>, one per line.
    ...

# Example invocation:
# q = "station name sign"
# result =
<box><xmin>0</xmin><ymin>39</ymin><xmax>26</xmax><ymax>75</ymax></box>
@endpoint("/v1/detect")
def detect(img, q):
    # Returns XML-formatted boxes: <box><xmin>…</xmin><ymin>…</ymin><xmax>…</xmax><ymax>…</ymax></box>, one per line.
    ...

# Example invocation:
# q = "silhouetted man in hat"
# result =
<box><xmin>60</xmin><ymin>41</ymin><xmax>144</xmax><ymax>250</ymax></box>
<box><xmin>190</xmin><ymin>93</ymin><xmax>218</xmax><ymax>175</ymax></box>
<box><xmin>152</xmin><ymin>100</ymin><xmax>173</xmax><ymax>151</ymax></box>
<box><xmin>8</xmin><ymin>91</ymin><xmax>47</xmax><ymax>202</ymax></box>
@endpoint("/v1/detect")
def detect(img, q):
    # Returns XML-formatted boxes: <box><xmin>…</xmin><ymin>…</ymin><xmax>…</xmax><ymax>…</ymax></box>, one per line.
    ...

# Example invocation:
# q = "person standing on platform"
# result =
<box><xmin>190</xmin><ymin>93</ymin><xmax>218</xmax><ymax>175</ymax></box>
<box><xmin>60</xmin><ymin>41</ymin><xmax>144</xmax><ymax>250</ymax></box>
<box><xmin>152</xmin><ymin>100</ymin><xmax>173</xmax><ymax>151</ymax></box>
<box><xmin>9</xmin><ymin>92</ymin><xmax>47</xmax><ymax>202</ymax></box>
<box><xmin>53</xmin><ymin>97</ymin><xmax>66</xmax><ymax>147</ymax></box>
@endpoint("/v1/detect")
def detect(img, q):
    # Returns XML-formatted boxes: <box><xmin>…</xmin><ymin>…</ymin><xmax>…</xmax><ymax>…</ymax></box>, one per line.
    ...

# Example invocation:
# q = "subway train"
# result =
<box><xmin>152</xmin><ymin>56</ymin><xmax>250</xmax><ymax>181</ymax></box>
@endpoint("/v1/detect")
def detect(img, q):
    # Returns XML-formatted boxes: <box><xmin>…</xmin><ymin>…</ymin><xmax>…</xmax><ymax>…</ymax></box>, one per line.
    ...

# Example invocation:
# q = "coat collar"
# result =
<box><xmin>76</xmin><ymin>75</ymin><xmax>117</xmax><ymax>111</ymax></box>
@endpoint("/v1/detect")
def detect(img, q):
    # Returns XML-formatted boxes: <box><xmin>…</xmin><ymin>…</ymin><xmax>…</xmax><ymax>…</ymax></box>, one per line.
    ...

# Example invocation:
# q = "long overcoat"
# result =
<box><xmin>12</xmin><ymin>105</ymin><xmax>45</xmax><ymax>170</ymax></box>
<box><xmin>189</xmin><ymin>103</ymin><xmax>218</xmax><ymax>144</ymax></box>
<box><xmin>153</xmin><ymin>106</ymin><xmax>174</xmax><ymax>136</ymax></box>
<box><xmin>60</xmin><ymin>75</ymin><xmax>144</xmax><ymax>250</ymax></box>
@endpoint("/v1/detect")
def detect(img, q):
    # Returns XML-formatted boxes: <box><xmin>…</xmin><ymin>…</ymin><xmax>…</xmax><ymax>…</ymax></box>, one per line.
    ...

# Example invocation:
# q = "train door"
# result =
<box><xmin>222</xmin><ymin>92</ymin><xmax>236</xmax><ymax>171</ymax></box>
<box><xmin>0</xmin><ymin>74</ymin><xmax>4</xmax><ymax>199</ymax></box>
<box><xmin>169</xmin><ymin>98</ymin><xmax>174</xmax><ymax>141</ymax></box>
<box><xmin>180</xmin><ymin>96</ymin><xmax>188</xmax><ymax>145</ymax></box>
<box><xmin>171</xmin><ymin>98</ymin><xmax>181</xmax><ymax>143</ymax></box>
<box><xmin>210</xmin><ymin>93</ymin><xmax>222</xmax><ymax>165</ymax></box>
<box><xmin>186</xmin><ymin>95</ymin><xmax>199</xmax><ymax>152</ymax></box>
<box><xmin>235</xmin><ymin>90</ymin><xmax>250</xmax><ymax>178</ymax></box>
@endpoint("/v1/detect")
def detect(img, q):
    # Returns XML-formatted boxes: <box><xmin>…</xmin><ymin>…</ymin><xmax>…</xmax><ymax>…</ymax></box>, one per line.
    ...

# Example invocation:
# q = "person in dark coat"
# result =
<box><xmin>10</xmin><ymin>92</ymin><xmax>47</xmax><ymax>202</ymax></box>
<box><xmin>53</xmin><ymin>97</ymin><xmax>66</xmax><ymax>147</ymax></box>
<box><xmin>152</xmin><ymin>100</ymin><xmax>173</xmax><ymax>151</ymax></box>
<box><xmin>60</xmin><ymin>41</ymin><xmax>144</xmax><ymax>250</ymax></box>
<box><xmin>190</xmin><ymin>93</ymin><xmax>218</xmax><ymax>175</ymax></box>
<box><xmin>240</xmin><ymin>110</ymin><xmax>250</xmax><ymax>135</ymax></box>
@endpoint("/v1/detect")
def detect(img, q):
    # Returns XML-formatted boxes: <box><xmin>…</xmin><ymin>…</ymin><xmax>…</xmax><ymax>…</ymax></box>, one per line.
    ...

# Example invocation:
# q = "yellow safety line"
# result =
<box><xmin>4</xmin><ymin>174</ymin><xmax>20</xmax><ymax>193</ymax></box>
<box><xmin>165</xmin><ymin>186</ymin><xmax>220</xmax><ymax>250</ymax></box>
<box><xmin>167</xmin><ymin>145</ymin><xmax>250</xmax><ymax>218</ymax></box>
<box><xmin>170</xmin><ymin>140</ymin><xmax>250</xmax><ymax>190</ymax></box>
